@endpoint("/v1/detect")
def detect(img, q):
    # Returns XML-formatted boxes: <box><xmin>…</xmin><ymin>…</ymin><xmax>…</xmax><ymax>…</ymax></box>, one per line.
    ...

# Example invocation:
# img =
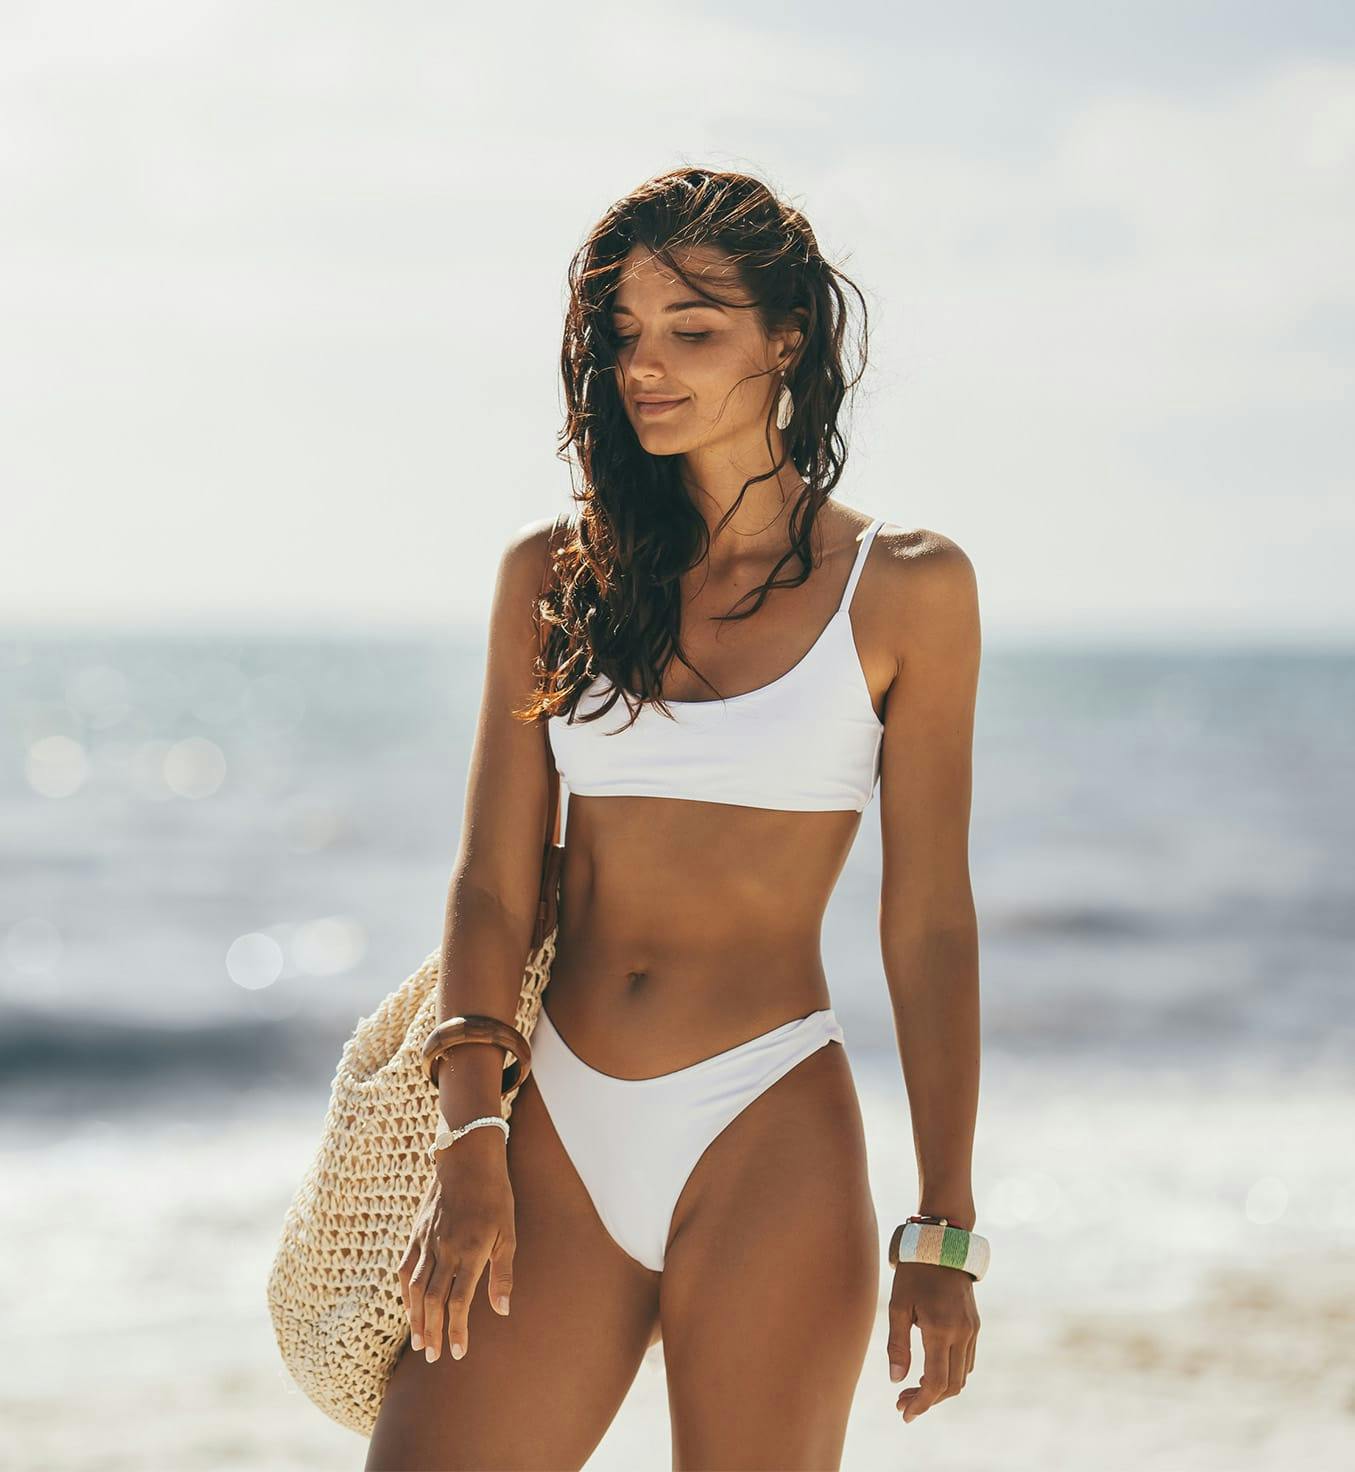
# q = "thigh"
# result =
<box><xmin>659</xmin><ymin>1040</ymin><xmax>880</xmax><ymax>1472</ymax></box>
<box><xmin>366</xmin><ymin>1068</ymin><xmax>662</xmax><ymax>1472</ymax></box>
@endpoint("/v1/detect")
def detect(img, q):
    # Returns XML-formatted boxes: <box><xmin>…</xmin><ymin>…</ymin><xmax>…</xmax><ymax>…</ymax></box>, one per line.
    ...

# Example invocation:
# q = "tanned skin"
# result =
<box><xmin>366</xmin><ymin>243</ymin><xmax>982</xmax><ymax>1471</ymax></box>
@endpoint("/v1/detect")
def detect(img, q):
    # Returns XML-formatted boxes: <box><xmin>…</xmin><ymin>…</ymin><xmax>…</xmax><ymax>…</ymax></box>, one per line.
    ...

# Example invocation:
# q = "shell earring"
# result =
<box><xmin>775</xmin><ymin>381</ymin><xmax>795</xmax><ymax>431</ymax></box>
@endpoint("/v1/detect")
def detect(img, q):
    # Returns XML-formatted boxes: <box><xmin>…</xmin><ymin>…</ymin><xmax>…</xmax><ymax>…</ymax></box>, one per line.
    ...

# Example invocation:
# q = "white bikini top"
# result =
<box><xmin>547</xmin><ymin>517</ymin><xmax>887</xmax><ymax>813</ymax></box>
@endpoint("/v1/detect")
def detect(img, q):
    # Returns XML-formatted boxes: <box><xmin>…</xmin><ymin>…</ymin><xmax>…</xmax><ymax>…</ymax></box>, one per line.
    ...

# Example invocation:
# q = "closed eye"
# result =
<box><xmin>608</xmin><ymin>331</ymin><xmax>711</xmax><ymax>346</ymax></box>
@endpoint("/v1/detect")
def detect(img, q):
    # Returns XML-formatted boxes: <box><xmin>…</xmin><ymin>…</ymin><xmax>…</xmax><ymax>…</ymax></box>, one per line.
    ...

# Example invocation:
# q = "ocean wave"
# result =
<box><xmin>0</xmin><ymin>1004</ymin><xmax>347</xmax><ymax>1090</ymax></box>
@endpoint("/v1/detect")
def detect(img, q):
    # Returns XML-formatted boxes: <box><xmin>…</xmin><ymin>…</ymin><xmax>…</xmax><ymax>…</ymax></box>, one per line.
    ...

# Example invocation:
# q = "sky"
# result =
<box><xmin>2</xmin><ymin>0</ymin><xmax>1352</xmax><ymax>646</ymax></box>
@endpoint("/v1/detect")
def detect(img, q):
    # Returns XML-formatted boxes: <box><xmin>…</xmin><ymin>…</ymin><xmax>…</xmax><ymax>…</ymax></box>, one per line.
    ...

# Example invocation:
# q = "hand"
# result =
<box><xmin>397</xmin><ymin>1142</ymin><xmax>516</xmax><ymax>1365</ymax></box>
<box><xmin>887</xmin><ymin>1261</ymin><xmax>980</xmax><ymax>1423</ymax></box>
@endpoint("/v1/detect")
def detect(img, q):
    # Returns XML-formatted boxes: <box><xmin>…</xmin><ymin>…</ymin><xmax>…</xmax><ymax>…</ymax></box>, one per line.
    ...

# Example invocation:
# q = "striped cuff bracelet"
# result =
<box><xmin>888</xmin><ymin>1219</ymin><xmax>990</xmax><ymax>1282</ymax></box>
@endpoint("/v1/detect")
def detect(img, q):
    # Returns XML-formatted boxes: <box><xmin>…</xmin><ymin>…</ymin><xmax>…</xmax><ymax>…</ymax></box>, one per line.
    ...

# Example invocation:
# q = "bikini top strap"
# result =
<box><xmin>838</xmin><ymin>517</ymin><xmax>884</xmax><ymax>613</ymax></box>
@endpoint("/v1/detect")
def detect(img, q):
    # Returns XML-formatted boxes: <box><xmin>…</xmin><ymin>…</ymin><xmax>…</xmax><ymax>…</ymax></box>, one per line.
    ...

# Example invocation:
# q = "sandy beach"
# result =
<box><xmin>3</xmin><ymin>1051</ymin><xmax>1351</xmax><ymax>1471</ymax></box>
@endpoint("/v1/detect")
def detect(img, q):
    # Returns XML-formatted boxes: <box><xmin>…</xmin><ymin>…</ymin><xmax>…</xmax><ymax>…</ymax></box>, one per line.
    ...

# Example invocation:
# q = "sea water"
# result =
<box><xmin>2</xmin><ymin>632</ymin><xmax>1352</xmax><ymax>1469</ymax></box>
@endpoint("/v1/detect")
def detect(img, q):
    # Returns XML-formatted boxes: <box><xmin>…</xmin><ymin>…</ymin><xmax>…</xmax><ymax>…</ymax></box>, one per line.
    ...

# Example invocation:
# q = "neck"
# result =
<box><xmin>678</xmin><ymin>455</ymin><xmax>810</xmax><ymax>553</ymax></box>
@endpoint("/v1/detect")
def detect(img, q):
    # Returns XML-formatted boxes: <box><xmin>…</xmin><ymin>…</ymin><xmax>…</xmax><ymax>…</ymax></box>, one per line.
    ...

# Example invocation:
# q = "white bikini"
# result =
<box><xmin>531</xmin><ymin>517</ymin><xmax>887</xmax><ymax>1272</ymax></box>
<box><xmin>547</xmin><ymin>516</ymin><xmax>886</xmax><ymax>811</ymax></box>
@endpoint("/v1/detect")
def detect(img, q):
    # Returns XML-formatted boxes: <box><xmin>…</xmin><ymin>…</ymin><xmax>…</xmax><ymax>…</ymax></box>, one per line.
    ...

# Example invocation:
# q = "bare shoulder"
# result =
<box><xmin>508</xmin><ymin>511</ymin><xmax>563</xmax><ymax>566</ymax></box>
<box><xmin>497</xmin><ymin>511</ymin><xmax>571</xmax><ymax>592</ymax></box>
<box><xmin>871</xmin><ymin>524</ymin><xmax>980</xmax><ymax>667</ymax></box>
<box><xmin>875</xmin><ymin>523</ymin><xmax>977</xmax><ymax>606</ymax></box>
<box><xmin>830</xmin><ymin>504</ymin><xmax>974</xmax><ymax>590</ymax></box>
<box><xmin>483</xmin><ymin>513</ymin><xmax>574</xmax><ymax>652</ymax></box>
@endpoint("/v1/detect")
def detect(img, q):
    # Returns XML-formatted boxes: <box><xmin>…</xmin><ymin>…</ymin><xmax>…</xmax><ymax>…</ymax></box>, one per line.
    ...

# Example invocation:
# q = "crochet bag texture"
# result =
<box><xmin>265</xmin><ymin>927</ymin><xmax>558</xmax><ymax>1436</ymax></box>
<box><xmin>266</xmin><ymin>514</ymin><xmax>568</xmax><ymax>1437</ymax></box>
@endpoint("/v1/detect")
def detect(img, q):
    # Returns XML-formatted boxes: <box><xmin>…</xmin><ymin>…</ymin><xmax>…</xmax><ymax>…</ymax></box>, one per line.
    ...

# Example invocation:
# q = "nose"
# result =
<box><xmin>620</xmin><ymin>327</ymin><xmax>668</xmax><ymax>382</ymax></box>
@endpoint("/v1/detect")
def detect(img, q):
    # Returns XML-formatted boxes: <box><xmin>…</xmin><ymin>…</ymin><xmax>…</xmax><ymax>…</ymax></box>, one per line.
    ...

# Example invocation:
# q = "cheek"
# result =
<box><xmin>688</xmin><ymin>347</ymin><xmax>772</xmax><ymax>410</ymax></box>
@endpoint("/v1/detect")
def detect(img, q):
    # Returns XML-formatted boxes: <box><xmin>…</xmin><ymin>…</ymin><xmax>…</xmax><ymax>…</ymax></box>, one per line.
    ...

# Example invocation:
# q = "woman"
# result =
<box><xmin>367</xmin><ymin>168</ymin><xmax>983</xmax><ymax>1471</ymax></box>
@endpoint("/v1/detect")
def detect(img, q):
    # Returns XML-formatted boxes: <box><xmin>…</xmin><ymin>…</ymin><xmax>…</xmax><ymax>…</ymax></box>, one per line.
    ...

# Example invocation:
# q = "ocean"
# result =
<box><xmin>2</xmin><ymin>631</ymin><xmax>1352</xmax><ymax>1469</ymax></box>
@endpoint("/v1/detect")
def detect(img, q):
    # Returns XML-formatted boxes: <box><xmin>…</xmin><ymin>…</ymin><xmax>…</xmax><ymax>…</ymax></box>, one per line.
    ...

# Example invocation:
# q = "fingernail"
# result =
<box><xmin>496</xmin><ymin>1295</ymin><xmax>510</xmax><ymax>1315</ymax></box>
<box><xmin>890</xmin><ymin>1363</ymin><xmax>904</xmax><ymax>1382</ymax></box>
<box><xmin>411</xmin><ymin>1333</ymin><xmax>423</xmax><ymax>1350</ymax></box>
<box><xmin>424</xmin><ymin>1346</ymin><xmax>434</xmax><ymax>1363</ymax></box>
<box><xmin>451</xmin><ymin>1341</ymin><xmax>465</xmax><ymax>1360</ymax></box>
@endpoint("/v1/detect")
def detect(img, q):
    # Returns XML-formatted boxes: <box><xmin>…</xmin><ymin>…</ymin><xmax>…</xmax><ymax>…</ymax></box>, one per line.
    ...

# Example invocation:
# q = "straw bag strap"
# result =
<box><xmin>531</xmin><ymin>511</ymin><xmax>568</xmax><ymax>950</ymax></box>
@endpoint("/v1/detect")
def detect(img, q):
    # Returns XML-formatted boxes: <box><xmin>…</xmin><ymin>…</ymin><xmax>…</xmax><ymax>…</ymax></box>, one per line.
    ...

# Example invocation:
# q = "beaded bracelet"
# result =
<box><xmin>428</xmin><ymin>1112</ymin><xmax>510</xmax><ymax>1160</ymax></box>
<box><xmin>888</xmin><ymin>1214</ymin><xmax>990</xmax><ymax>1282</ymax></box>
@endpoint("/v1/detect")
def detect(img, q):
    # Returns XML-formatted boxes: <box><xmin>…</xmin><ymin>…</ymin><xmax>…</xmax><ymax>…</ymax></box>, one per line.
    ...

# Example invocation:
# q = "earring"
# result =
<box><xmin>775</xmin><ymin>381</ymin><xmax>794</xmax><ymax>430</ymax></box>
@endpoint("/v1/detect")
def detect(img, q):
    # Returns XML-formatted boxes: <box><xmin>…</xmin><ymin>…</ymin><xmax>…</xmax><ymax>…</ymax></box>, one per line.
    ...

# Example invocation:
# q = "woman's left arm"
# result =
<box><xmin>874</xmin><ymin>530</ymin><xmax>983</xmax><ymax>1425</ymax></box>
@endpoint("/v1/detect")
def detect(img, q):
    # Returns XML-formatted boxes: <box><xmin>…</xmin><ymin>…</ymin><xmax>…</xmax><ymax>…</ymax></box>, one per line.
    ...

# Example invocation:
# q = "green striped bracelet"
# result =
<box><xmin>888</xmin><ymin>1217</ymin><xmax>990</xmax><ymax>1282</ymax></box>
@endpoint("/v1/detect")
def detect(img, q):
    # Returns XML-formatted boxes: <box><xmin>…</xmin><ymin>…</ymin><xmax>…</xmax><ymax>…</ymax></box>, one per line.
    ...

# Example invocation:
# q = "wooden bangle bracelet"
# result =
<box><xmin>422</xmin><ymin>1014</ymin><xmax>533</xmax><ymax>1093</ymax></box>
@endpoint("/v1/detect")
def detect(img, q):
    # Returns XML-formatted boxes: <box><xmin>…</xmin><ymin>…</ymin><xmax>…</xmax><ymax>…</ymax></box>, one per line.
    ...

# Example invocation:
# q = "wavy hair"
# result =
<box><xmin>516</xmin><ymin>166</ymin><xmax>869</xmax><ymax>729</ymax></box>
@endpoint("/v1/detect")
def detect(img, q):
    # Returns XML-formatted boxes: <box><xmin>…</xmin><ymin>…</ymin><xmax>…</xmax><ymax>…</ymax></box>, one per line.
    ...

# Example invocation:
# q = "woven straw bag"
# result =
<box><xmin>266</xmin><ymin>516</ymin><xmax>568</xmax><ymax>1438</ymax></box>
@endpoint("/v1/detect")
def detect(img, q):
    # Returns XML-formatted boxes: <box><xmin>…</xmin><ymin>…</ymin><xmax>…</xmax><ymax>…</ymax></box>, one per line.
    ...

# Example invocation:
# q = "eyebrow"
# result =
<box><xmin>610</xmin><ymin>299</ymin><xmax>729</xmax><ymax>317</ymax></box>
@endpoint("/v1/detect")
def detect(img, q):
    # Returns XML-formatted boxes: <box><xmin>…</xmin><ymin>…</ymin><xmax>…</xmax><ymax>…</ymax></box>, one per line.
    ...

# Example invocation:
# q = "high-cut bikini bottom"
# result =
<box><xmin>526</xmin><ymin>998</ymin><xmax>847</xmax><ymax>1273</ymax></box>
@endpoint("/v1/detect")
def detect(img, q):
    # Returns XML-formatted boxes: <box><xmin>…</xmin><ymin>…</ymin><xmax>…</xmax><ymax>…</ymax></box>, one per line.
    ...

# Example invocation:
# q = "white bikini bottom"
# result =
<box><xmin>527</xmin><ymin>999</ymin><xmax>847</xmax><ymax>1273</ymax></box>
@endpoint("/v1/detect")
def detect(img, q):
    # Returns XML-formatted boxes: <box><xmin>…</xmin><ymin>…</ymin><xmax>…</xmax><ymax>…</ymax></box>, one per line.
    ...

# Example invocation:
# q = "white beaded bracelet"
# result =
<box><xmin>429</xmin><ymin>1112</ymin><xmax>510</xmax><ymax>1160</ymax></box>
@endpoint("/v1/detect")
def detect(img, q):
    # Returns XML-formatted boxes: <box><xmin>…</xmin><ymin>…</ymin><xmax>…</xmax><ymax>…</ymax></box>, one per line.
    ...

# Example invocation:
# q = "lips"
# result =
<box><xmin>634</xmin><ymin>396</ymin><xmax>689</xmax><ymax>417</ymax></box>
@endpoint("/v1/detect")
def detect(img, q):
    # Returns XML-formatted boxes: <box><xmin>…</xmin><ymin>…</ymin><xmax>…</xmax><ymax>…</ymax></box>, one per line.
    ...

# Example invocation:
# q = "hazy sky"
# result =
<box><xmin>4</xmin><ymin>1</ymin><xmax>1352</xmax><ymax>644</ymax></box>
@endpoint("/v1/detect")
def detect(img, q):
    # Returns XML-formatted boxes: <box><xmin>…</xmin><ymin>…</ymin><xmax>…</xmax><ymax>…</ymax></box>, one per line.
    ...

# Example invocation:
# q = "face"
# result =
<box><xmin>606</xmin><ymin>243</ymin><xmax>800</xmax><ymax>457</ymax></box>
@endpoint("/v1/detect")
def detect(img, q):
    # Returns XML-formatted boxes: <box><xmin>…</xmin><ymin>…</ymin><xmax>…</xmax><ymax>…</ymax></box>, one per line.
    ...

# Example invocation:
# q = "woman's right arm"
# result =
<box><xmin>400</xmin><ymin>513</ymin><xmax>561</xmax><ymax>1366</ymax></box>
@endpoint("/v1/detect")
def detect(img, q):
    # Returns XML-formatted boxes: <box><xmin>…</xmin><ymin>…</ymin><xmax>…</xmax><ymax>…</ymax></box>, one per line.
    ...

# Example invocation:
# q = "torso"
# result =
<box><xmin>542</xmin><ymin>505</ymin><xmax>899</xmax><ymax>1079</ymax></box>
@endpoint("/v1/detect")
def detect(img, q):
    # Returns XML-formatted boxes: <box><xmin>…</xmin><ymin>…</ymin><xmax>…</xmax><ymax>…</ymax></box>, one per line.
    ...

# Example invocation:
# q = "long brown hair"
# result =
<box><xmin>517</xmin><ymin>166</ymin><xmax>869</xmax><ymax>730</ymax></box>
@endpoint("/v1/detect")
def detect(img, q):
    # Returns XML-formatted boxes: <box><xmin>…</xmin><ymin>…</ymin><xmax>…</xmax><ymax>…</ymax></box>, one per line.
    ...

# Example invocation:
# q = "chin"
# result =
<box><xmin>635</xmin><ymin>422</ymin><xmax>695</xmax><ymax>447</ymax></box>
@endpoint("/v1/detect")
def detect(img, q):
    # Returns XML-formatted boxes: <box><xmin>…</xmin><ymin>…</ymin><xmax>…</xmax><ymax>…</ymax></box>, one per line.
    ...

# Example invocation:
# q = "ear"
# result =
<box><xmin>771</xmin><ymin>309</ymin><xmax>807</xmax><ymax>372</ymax></box>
